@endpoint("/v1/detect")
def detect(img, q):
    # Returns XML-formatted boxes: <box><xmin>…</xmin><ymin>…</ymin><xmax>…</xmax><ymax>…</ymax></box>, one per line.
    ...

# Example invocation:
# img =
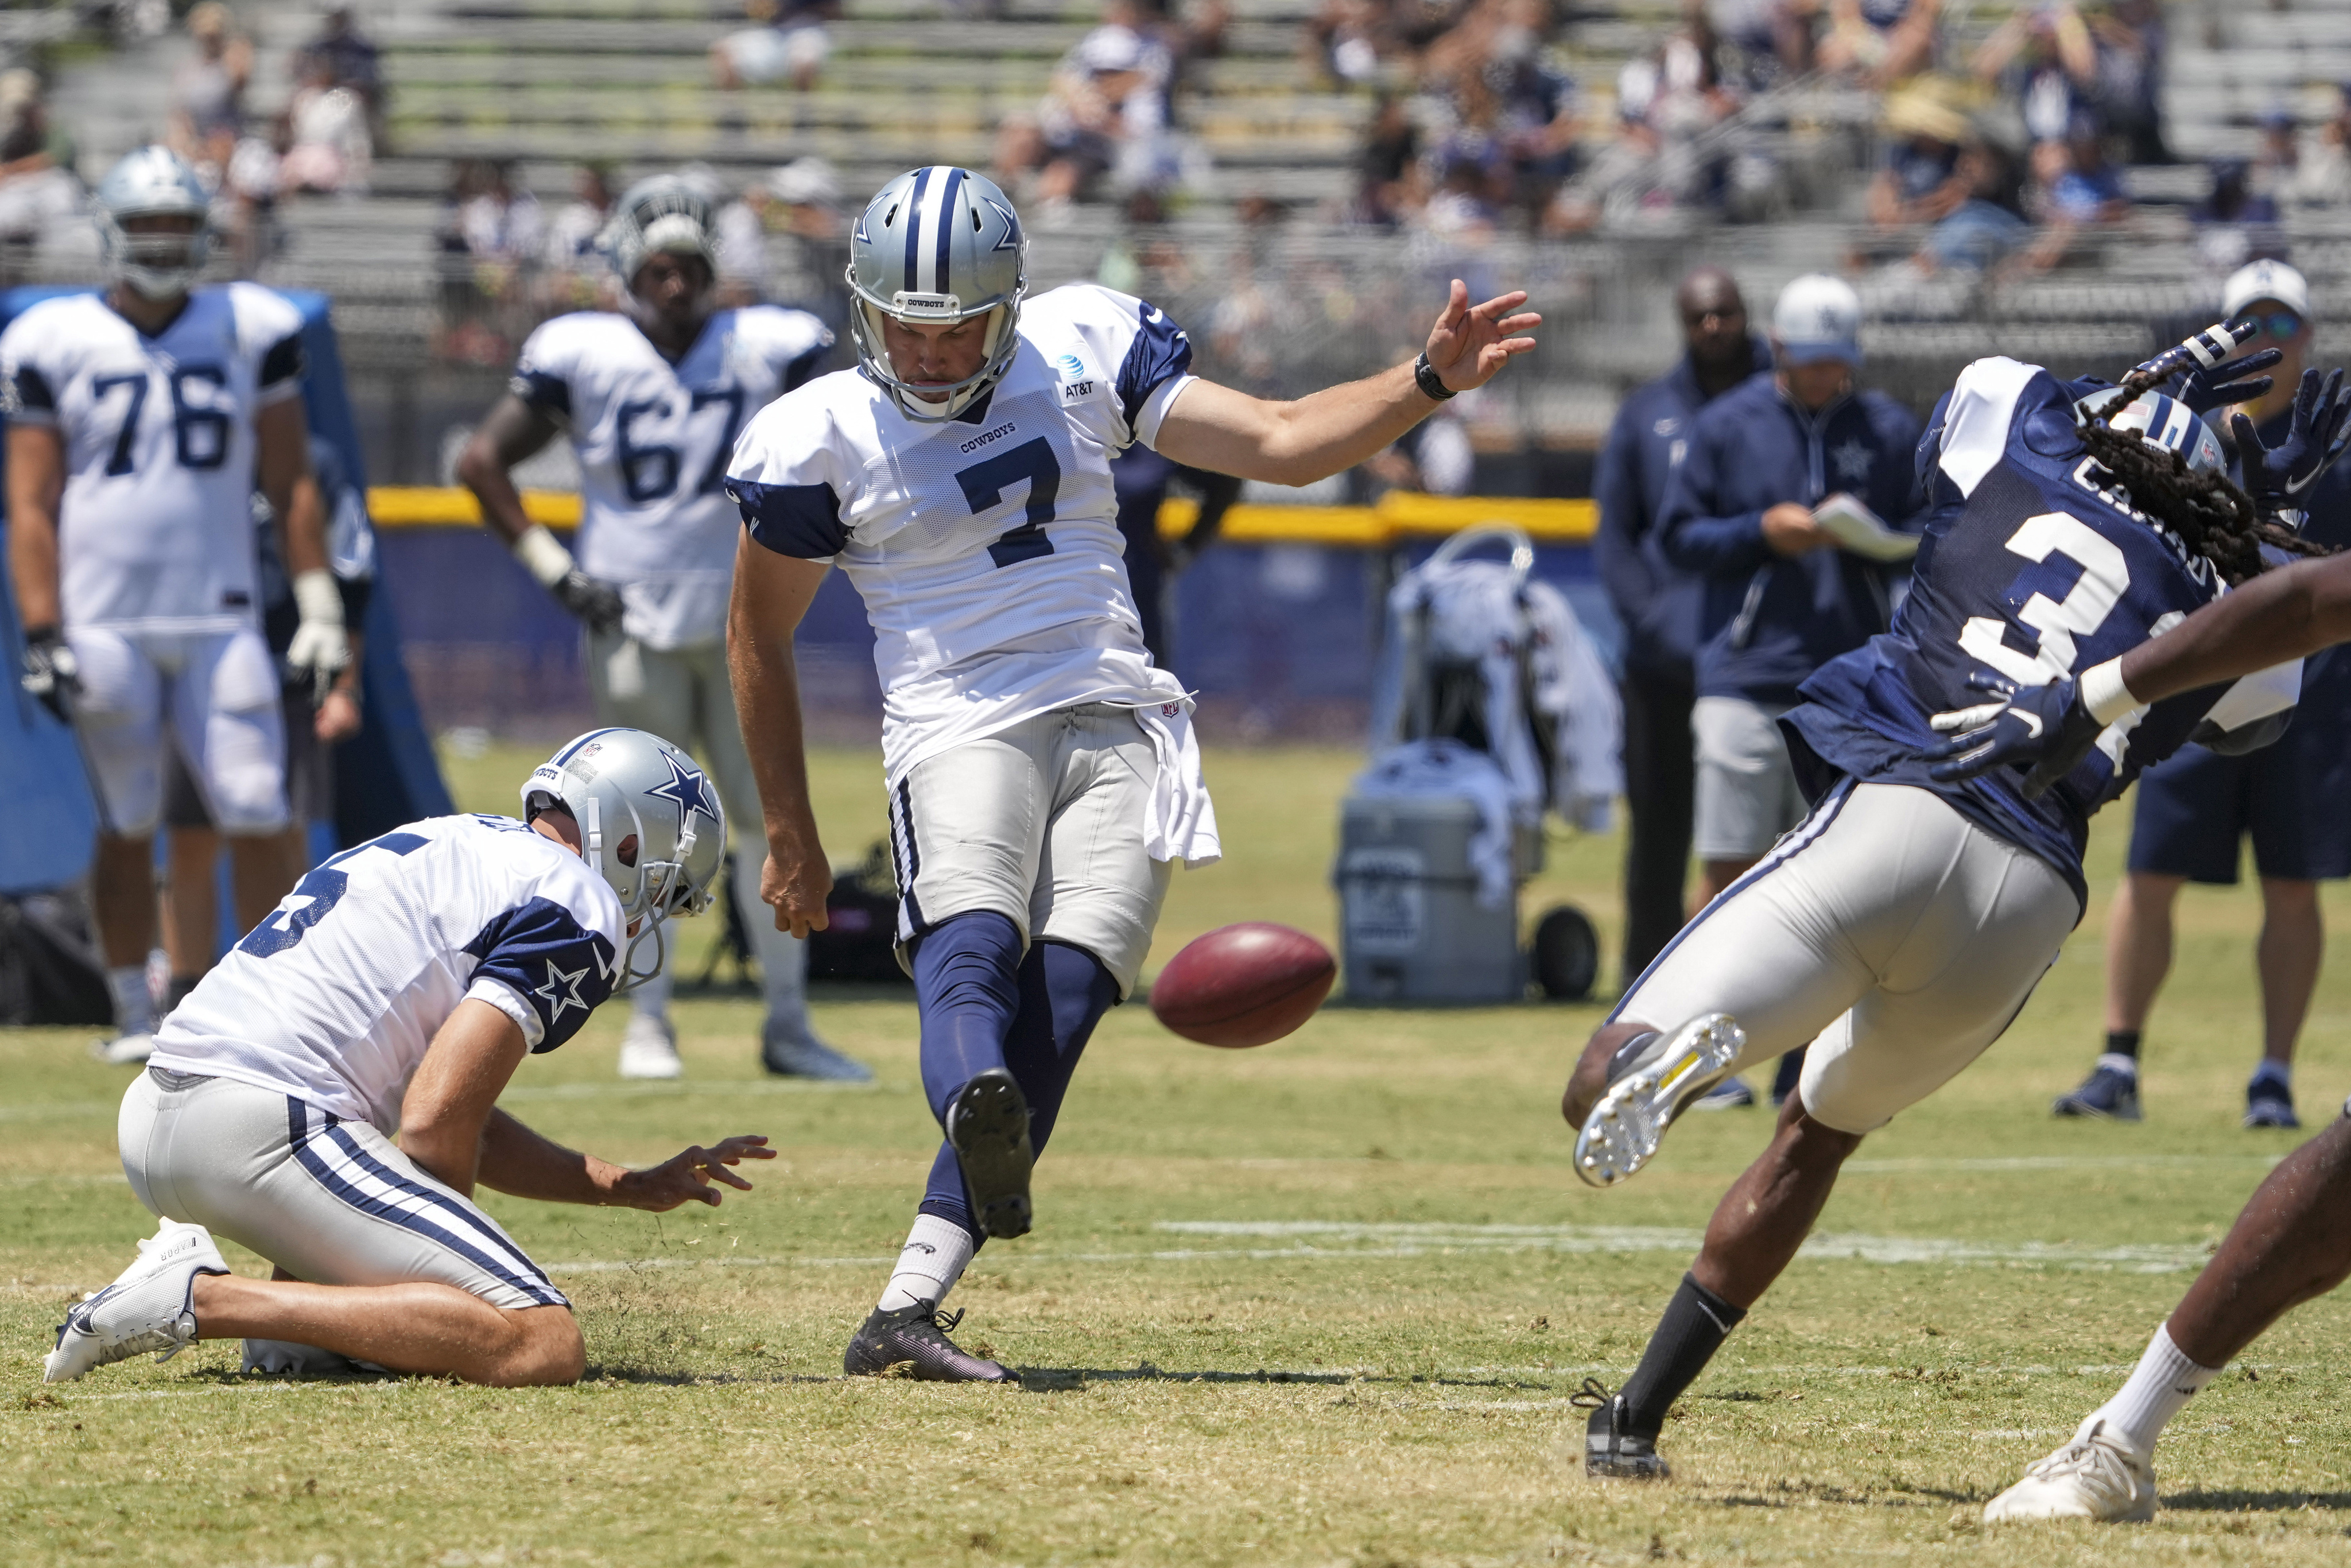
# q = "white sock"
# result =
<box><xmin>2092</xmin><ymin>1322</ymin><xmax>2221</xmax><ymax>1454</ymax></box>
<box><xmin>2097</xmin><ymin>1052</ymin><xmax>2139</xmax><ymax>1079</ymax></box>
<box><xmin>107</xmin><ymin>965</ymin><xmax>154</xmax><ymax>1036</ymax></box>
<box><xmin>876</xmin><ymin>1214</ymin><xmax>977</xmax><ymax>1311</ymax></box>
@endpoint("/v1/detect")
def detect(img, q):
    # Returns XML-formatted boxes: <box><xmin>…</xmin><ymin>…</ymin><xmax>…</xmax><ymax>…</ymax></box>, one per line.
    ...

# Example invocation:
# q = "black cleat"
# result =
<box><xmin>1574</xmin><ymin>1379</ymin><xmax>1670</xmax><ymax>1479</ymax></box>
<box><xmin>844</xmin><ymin>1303</ymin><xmax>1015</xmax><ymax>1383</ymax></box>
<box><xmin>947</xmin><ymin>1068</ymin><xmax>1034</xmax><ymax>1239</ymax></box>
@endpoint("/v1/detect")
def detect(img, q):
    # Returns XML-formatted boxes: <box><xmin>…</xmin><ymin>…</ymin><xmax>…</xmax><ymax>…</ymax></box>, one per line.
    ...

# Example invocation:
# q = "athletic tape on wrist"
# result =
<box><xmin>513</xmin><ymin>524</ymin><xmax>576</xmax><ymax>591</ymax></box>
<box><xmin>292</xmin><ymin>568</ymin><xmax>344</xmax><ymax>628</ymax></box>
<box><xmin>2080</xmin><ymin>658</ymin><xmax>2141</xmax><ymax>725</ymax></box>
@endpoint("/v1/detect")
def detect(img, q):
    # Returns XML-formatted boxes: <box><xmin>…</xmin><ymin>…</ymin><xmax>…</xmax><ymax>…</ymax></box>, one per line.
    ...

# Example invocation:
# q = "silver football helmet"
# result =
<box><xmin>2075</xmin><ymin>386</ymin><xmax>2226</xmax><ymax>476</ymax></box>
<box><xmin>94</xmin><ymin>146</ymin><xmax>212</xmax><ymax>300</ymax></box>
<box><xmin>604</xmin><ymin>173</ymin><xmax>720</xmax><ymax>288</ymax></box>
<box><xmin>845</xmin><ymin>166</ymin><xmax>1027</xmax><ymax>421</ymax></box>
<box><xmin>521</xmin><ymin>728</ymin><xmax>728</xmax><ymax>994</ymax></box>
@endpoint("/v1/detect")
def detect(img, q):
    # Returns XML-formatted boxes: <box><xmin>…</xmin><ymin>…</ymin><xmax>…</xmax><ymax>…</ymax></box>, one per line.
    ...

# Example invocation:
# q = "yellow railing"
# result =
<box><xmin>364</xmin><ymin>487</ymin><xmax>1599</xmax><ymax>546</ymax></box>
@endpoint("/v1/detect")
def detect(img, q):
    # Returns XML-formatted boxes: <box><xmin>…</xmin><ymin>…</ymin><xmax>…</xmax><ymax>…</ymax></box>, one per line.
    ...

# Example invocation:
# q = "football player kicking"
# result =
<box><xmin>727</xmin><ymin>165</ymin><xmax>1538</xmax><ymax>1380</ymax></box>
<box><xmin>1908</xmin><ymin>393</ymin><xmax>2351</xmax><ymax>1523</ymax></box>
<box><xmin>457</xmin><ymin>174</ymin><xmax>860</xmax><ymax>1084</ymax></box>
<box><xmin>5</xmin><ymin>146</ymin><xmax>348</xmax><ymax>1065</ymax></box>
<box><xmin>45</xmin><ymin>727</ymin><xmax>773</xmax><ymax>1388</ymax></box>
<box><xmin>1559</xmin><ymin>321</ymin><xmax>2351</xmax><ymax>1477</ymax></box>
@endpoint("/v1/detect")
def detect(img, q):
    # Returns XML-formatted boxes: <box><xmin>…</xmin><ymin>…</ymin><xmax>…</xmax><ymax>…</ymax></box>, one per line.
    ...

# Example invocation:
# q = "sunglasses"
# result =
<box><xmin>2239</xmin><ymin>309</ymin><xmax>2305</xmax><ymax>340</ymax></box>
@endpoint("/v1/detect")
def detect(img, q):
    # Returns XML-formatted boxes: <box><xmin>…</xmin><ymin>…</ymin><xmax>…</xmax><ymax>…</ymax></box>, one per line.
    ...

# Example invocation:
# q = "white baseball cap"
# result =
<box><xmin>1772</xmin><ymin>273</ymin><xmax>1864</xmax><ymax>366</ymax></box>
<box><xmin>2222</xmin><ymin>258</ymin><xmax>2311</xmax><ymax>320</ymax></box>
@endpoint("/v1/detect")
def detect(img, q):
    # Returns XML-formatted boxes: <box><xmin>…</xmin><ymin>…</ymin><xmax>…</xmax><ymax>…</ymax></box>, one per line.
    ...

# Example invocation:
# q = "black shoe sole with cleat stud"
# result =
<box><xmin>946</xmin><ymin>1068</ymin><xmax>1035</xmax><ymax>1240</ymax></box>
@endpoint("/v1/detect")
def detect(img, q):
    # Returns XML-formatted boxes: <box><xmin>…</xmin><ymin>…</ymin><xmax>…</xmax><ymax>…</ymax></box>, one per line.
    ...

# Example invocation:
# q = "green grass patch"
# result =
<box><xmin>7</xmin><ymin>744</ymin><xmax>2351</xmax><ymax>1564</ymax></box>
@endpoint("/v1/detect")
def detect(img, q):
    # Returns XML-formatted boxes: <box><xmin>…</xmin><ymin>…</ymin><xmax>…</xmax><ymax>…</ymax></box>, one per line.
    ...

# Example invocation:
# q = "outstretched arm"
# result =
<box><xmin>2112</xmin><ymin>554</ymin><xmax>2351</xmax><ymax>706</ymax></box>
<box><xmin>1154</xmin><ymin>278</ymin><xmax>1538</xmax><ymax>486</ymax></box>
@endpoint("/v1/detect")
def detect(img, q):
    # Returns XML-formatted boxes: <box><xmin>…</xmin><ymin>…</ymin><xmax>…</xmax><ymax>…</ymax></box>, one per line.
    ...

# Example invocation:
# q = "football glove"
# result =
<box><xmin>1925</xmin><ymin>671</ymin><xmax>2106</xmax><ymax>798</ymax></box>
<box><xmin>2172</xmin><ymin>344</ymin><xmax>2281</xmax><ymax>414</ymax></box>
<box><xmin>20</xmin><ymin>624</ymin><xmax>79</xmax><ymax>724</ymax></box>
<box><xmin>2230</xmin><ymin>368</ymin><xmax>2351</xmax><ymax>525</ymax></box>
<box><xmin>286</xmin><ymin>568</ymin><xmax>351</xmax><ymax>706</ymax></box>
<box><xmin>512</xmin><ymin>523</ymin><xmax>625</xmax><ymax>635</ymax></box>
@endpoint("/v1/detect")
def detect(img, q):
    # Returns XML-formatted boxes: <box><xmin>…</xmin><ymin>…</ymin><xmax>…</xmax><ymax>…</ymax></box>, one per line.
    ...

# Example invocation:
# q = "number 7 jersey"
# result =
<box><xmin>1784</xmin><ymin>356</ymin><xmax>2301</xmax><ymax>906</ymax></box>
<box><xmin>0</xmin><ymin>284</ymin><xmax>306</xmax><ymax>634</ymax></box>
<box><xmin>724</xmin><ymin>282</ymin><xmax>1197</xmax><ymax>782</ymax></box>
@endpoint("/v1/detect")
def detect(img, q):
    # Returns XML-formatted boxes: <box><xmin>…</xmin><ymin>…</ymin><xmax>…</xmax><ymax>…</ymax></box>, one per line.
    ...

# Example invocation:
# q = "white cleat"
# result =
<box><xmin>1574</xmin><ymin>1013</ymin><xmax>1747</xmax><ymax>1189</ymax></box>
<box><xmin>1983</xmin><ymin>1418</ymin><xmax>2158</xmax><ymax>1524</ymax></box>
<box><xmin>618</xmin><ymin>1013</ymin><xmax>683</xmax><ymax>1080</ymax></box>
<box><xmin>91</xmin><ymin>1031</ymin><xmax>155</xmax><ymax>1066</ymax></box>
<box><xmin>242</xmin><ymin>1338</ymin><xmax>390</xmax><ymax>1376</ymax></box>
<box><xmin>45</xmin><ymin>1220</ymin><xmax>229</xmax><ymax>1383</ymax></box>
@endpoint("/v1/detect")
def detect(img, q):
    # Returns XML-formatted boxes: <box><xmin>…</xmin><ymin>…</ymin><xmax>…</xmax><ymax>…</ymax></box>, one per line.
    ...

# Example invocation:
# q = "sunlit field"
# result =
<box><xmin>8</xmin><ymin>743</ymin><xmax>2351</xmax><ymax>1566</ymax></box>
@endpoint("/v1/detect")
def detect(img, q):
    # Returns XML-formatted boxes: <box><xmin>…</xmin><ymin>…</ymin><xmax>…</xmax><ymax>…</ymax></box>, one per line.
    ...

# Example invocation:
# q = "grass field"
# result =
<box><xmin>10</xmin><ymin>742</ymin><xmax>2351</xmax><ymax>1566</ymax></box>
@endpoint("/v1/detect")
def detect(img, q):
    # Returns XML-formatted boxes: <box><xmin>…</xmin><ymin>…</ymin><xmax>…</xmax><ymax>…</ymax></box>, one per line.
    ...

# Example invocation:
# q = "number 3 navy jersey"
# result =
<box><xmin>1784</xmin><ymin>356</ymin><xmax>2302</xmax><ymax>906</ymax></box>
<box><xmin>0</xmin><ymin>284</ymin><xmax>305</xmax><ymax>634</ymax></box>
<box><xmin>725</xmin><ymin>282</ymin><xmax>1197</xmax><ymax>782</ymax></box>
<box><xmin>149</xmin><ymin>814</ymin><xmax>624</xmax><ymax>1134</ymax></box>
<box><xmin>511</xmin><ymin>305</ymin><xmax>833</xmax><ymax>650</ymax></box>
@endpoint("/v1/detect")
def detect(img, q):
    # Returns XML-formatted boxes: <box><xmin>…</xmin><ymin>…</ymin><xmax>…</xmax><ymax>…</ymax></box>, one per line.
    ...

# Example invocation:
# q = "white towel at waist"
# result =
<box><xmin>1121</xmin><ymin>686</ymin><xmax>1222</xmax><ymax>869</ymax></box>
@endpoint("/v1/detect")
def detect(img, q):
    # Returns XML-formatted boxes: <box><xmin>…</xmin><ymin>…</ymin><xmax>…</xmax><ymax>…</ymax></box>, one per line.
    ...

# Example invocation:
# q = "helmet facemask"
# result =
<box><xmin>103</xmin><ymin>214</ymin><xmax>210</xmax><ymax>301</ymax></box>
<box><xmin>845</xmin><ymin>281</ymin><xmax>1025</xmax><ymax>421</ymax></box>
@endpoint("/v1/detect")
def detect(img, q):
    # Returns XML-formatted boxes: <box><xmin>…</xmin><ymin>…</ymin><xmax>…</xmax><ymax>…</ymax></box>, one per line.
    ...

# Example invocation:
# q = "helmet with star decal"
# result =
<box><xmin>519</xmin><ymin>728</ymin><xmax>728</xmax><ymax>993</ymax></box>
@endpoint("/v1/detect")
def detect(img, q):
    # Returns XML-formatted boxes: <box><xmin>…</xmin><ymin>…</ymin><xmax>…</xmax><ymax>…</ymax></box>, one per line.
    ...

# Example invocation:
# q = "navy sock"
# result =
<box><xmin>1617</xmin><ymin>1272</ymin><xmax>1747</xmax><ymax>1437</ymax></box>
<box><xmin>915</xmin><ymin>939</ymin><xmax>1122</xmax><ymax>1239</ymax></box>
<box><xmin>909</xmin><ymin>911</ymin><xmax>1026</xmax><ymax>1124</ymax></box>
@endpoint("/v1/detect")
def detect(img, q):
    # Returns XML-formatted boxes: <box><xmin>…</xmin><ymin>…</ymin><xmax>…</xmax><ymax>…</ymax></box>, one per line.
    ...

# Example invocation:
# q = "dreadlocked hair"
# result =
<box><xmin>2080</xmin><ymin>366</ymin><xmax>2335</xmax><ymax>587</ymax></box>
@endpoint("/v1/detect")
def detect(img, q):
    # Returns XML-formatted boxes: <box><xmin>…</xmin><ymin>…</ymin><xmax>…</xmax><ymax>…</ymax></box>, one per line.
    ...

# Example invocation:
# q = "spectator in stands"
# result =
<box><xmin>1348</xmin><ymin>91</ymin><xmax>1424</xmax><ymax>226</ymax></box>
<box><xmin>1865</xmin><ymin>81</ymin><xmax>1969</xmax><ymax>228</ymax></box>
<box><xmin>277</xmin><ymin>51</ymin><xmax>373</xmax><ymax>196</ymax></box>
<box><xmin>2282</xmin><ymin>85</ymin><xmax>2351</xmax><ymax>207</ymax></box>
<box><xmin>2011</xmin><ymin>110</ymin><xmax>2129</xmax><ymax>273</ymax></box>
<box><xmin>169</xmin><ymin>2</ymin><xmax>252</xmax><ymax>180</ymax></box>
<box><xmin>1806</xmin><ymin>0</ymin><xmax>1942</xmax><ymax>89</ymax></box>
<box><xmin>711</xmin><ymin>0</ymin><xmax>841</xmax><ymax>94</ymax></box>
<box><xmin>538</xmin><ymin>164</ymin><xmax>616</xmax><ymax>311</ymax></box>
<box><xmin>457</xmin><ymin>160</ymin><xmax>544</xmax><ymax>265</ymax></box>
<box><xmin>1656</xmin><ymin>273</ymin><xmax>1924</xmax><ymax>1107</ymax></box>
<box><xmin>1481</xmin><ymin>10</ymin><xmax>1582</xmax><ymax>214</ymax></box>
<box><xmin>2085</xmin><ymin>0</ymin><xmax>2167</xmax><ymax>165</ymax></box>
<box><xmin>292</xmin><ymin>4</ymin><xmax>385</xmax><ymax>142</ymax></box>
<box><xmin>1595</xmin><ymin>265</ymin><xmax>1762</xmax><ymax>992</ymax></box>
<box><xmin>1972</xmin><ymin>1</ymin><xmax>2096</xmax><ymax>147</ymax></box>
<box><xmin>1546</xmin><ymin>21</ymin><xmax>1738</xmax><ymax>233</ymax></box>
<box><xmin>1913</xmin><ymin>133</ymin><xmax>2031</xmax><ymax>272</ymax></box>
<box><xmin>1303</xmin><ymin>0</ymin><xmax>1388</xmax><ymax>86</ymax></box>
<box><xmin>2256</xmin><ymin>104</ymin><xmax>2300</xmax><ymax>187</ymax></box>
<box><xmin>435</xmin><ymin>161</ymin><xmax>543</xmax><ymax>367</ymax></box>
<box><xmin>719</xmin><ymin>157</ymin><xmax>847</xmax><ymax>320</ymax></box>
<box><xmin>996</xmin><ymin>0</ymin><xmax>1177</xmax><ymax>214</ymax></box>
<box><xmin>1417</xmin><ymin>138</ymin><xmax>1502</xmax><ymax>236</ymax></box>
<box><xmin>0</xmin><ymin>71</ymin><xmax>81</xmax><ymax>271</ymax></box>
<box><xmin>2190</xmin><ymin>156</ymin><xmax>2284</xmax><ymax>277</ymax></box>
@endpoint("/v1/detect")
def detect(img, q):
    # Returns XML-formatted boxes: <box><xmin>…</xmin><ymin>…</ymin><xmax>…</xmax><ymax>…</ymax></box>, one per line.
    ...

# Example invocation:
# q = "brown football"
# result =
<box><xmin>1149</xmin><ymin>922</ymin><xmax>1336</xmax><ymax>1048</ymax></box>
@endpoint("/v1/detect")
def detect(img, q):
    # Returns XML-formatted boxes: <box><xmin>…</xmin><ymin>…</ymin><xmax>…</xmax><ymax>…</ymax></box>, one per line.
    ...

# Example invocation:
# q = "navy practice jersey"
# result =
<box><xmin>1784</xmin><ymin>356</ymin><xmax>2301</xmax><ymax>906</ymax></box>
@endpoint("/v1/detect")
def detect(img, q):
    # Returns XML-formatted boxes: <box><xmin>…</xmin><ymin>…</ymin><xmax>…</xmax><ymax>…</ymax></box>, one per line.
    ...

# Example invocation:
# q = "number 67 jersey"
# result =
<box><xmin>1784</xmin><ymin>356</ymin><xmax>2302</xmax><ymax>907</ymax></box>
<box><xmin>0</xmin><ymin>283</ymin><xmax>305</xmax><ymax>634</ymax></box>
<box><xmin>724</xmin><ymin>282</ymin><xmax>1196</xmax><ymax>783</ymax></box>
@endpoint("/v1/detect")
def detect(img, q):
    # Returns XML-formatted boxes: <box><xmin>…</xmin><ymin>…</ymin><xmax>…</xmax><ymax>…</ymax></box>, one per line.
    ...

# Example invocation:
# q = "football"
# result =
<box><xmin>1149</xmin><ymin>922</ymin><xmax>1336</xmax><ymax>1047</ymax></box>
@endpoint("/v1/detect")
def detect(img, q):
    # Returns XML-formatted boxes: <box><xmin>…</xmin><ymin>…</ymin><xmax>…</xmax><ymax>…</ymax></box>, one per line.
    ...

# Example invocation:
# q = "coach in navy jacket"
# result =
<box><xmin>1658</xmin><ymin>274</ymin><xmax>1925</xmax><ymax>909</ymax></box>
<box><xmin>1593</xmin><ymin>266</ymin><xmax>1763</xmax><ymax>985</ymax></box>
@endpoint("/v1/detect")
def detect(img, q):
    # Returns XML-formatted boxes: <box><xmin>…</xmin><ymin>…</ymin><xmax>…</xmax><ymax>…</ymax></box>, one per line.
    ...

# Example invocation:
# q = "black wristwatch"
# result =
<box><xmin>1413</xmin><ymin>351</ymin><xmax>1455</xmax><ymax>402</ymax></box>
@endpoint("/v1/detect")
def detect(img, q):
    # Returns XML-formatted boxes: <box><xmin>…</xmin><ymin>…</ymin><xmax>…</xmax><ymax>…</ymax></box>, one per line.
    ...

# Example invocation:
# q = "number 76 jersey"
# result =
<box><xmin>1785</xmin><ymin>355</ymin><xmax>2300</xmax><ymax>905</ymax></box>
<box><xmin>0</xmin><ymin>284</ymin><xmax>306</xmax><ymax>634</ymax></box>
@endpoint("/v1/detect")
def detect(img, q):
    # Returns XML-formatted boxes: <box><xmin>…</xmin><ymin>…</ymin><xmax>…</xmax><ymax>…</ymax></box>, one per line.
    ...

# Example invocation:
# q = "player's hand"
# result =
<box><xmin>1423</xmin><ymin>278</ymin><xmax>1541</xmax><ymax>394</ymax></box>
<box><xmin>552</xmin><ymin>569</ymin><xmax>627</xmax><ymax>636</ymax></box>
<box><xmin>285</xmin><ymin>620</ymin><xmax>351</xmax><ymax>705</ymax></box>
<box><xmin>315</xmin><ymin>685</ymin><xmax>363</xmax><ymax>743</ymax></box>
<box><xmin>1762</xmin><ymin>502</ymin><xmax>1832</xmax><ymax>556</ymax></box>
<box><xmin>2230</xmin><ymin>367</ymin><xmax>2351</xmax><ymax>517</ymax></box>
<box><xmin>613</xmin><ymin>1135</ymin><xmax>777</xmax><ymax>1211</ymax></box>
<box><xmin>1925</xmin><ymin>671</ymin><xmax>2104</xmax><ymax>796</ymax></box>
<box><xmin>2174</xmin><ymin>345</ymin><xmax>2282</xmax><ymax>413</ymax></box>
<box><xmin>760</xmin><ymin>843</ymin><xmax>832</xmax><ymax>939</ymax></box>
<box><xmin>20</xmin><ymin>626</ymin><xmax>79</xmax><ymax>724</ymax></box>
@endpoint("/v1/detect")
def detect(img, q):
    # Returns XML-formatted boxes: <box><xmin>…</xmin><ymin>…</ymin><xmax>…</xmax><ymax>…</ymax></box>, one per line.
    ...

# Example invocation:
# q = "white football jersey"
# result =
<box><xmin>150</xmin><ymin>814</ymin><xmax>625</xmax><ymax>1135</ymax></box>
<box><xmin>513</xmin><ymin>306</ymin><xmax>833</xmax><ymax>649</ymax></box>
<box><xmin>724</xmin><ymin>283</ymin><xmax>1196</xmax><ymax>780</ymax></box>
<box><xmin>0</xmin><ymin>284</ymin><xmax>306</xmax><ymax>634</ymax></box>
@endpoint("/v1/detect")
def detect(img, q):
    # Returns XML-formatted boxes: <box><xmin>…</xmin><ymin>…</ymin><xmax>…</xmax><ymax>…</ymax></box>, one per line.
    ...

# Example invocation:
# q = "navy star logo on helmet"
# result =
<box><xmin>645</xmin><ymin>751</ymin><xmax>721</xmax><ymax>836</ymax></box>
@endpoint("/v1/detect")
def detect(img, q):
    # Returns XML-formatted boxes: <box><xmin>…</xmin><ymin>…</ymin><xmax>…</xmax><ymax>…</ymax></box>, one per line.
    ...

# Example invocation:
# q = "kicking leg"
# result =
<box><xmin>852</xmin><ymin>941</ymin><xmax>1120</xmax><ymax>1381</ymax></box>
